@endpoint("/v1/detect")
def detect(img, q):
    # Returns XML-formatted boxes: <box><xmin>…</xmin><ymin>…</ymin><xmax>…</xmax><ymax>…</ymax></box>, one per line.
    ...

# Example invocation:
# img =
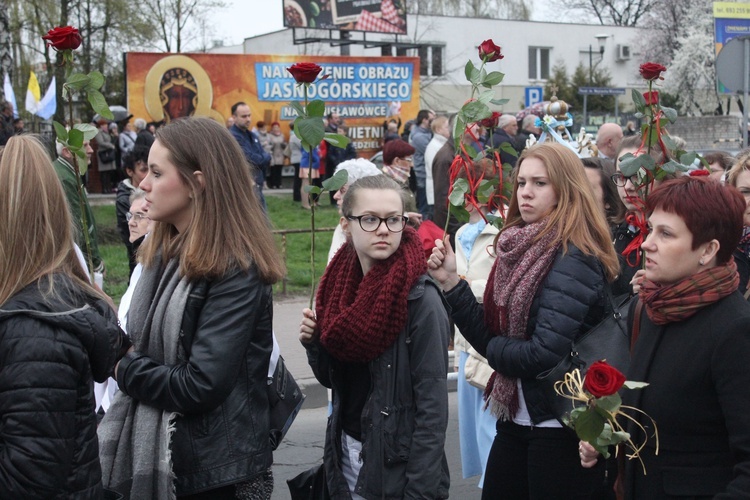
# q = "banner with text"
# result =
<box><xmin>125</xmin><ymin>52</ymin><xmax>420</xmax><ymax>158</ymax></box>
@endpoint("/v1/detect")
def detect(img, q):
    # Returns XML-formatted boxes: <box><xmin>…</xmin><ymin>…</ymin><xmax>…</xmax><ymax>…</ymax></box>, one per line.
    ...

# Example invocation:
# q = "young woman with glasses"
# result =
<box><xmin>299</xmin><ymin>174</ymin><xmax>451</xmax><ymax>499</ymax></box>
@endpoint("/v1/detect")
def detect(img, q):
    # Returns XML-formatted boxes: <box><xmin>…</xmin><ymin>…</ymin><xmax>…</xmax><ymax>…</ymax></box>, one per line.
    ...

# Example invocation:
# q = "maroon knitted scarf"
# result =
<box><xmin>315</xmin><ymin>226</ymin><xmax>426</xmax><ymax>363</ymax></box>
<box><xmin>640</xmin><ymin>259</ymin><xmax>739</xmax><ymax>325</ymax></box>
<box><xmin>482</xmin><ymin>217</ymin><xmax>560</xmax><ymax>420</ymax></box>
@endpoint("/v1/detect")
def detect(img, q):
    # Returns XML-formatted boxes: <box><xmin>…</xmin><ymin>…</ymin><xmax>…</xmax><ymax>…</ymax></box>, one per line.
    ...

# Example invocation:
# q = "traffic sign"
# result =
<box><xmin>525</xmin><ymin>86</ymin><xmax>543</xmax><ymax>107</ymax></box>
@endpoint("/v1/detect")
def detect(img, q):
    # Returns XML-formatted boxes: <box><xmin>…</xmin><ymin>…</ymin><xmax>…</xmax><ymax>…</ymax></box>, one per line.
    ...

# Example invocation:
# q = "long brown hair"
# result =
<box><xmin>0</xmin><ymin>135</ymin><xmax>98</xmax><ymax>306</ymax></box>
<box><xmin>503</xmin><ymin>143</ymin><xmax>620</xmax><ymax>281</ymax></box>
<box><xmin>140</xmin><ymin>117</ymin><xmax>285</xmax><ymax>283</ymax></box>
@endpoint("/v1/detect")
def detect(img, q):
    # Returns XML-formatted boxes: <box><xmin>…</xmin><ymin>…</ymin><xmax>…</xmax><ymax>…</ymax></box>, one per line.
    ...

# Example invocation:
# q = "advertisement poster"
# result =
<box><xmin>125</xmin><ymin>52</ymin><xmax>420</xmax><ymax>158</ymax></box>
<box><xmin>713</xmin><ymin>2</ymin><xmax>750</xmax><ymax>93</ymax></box>
<box><xmin>283</xmin><ymin>0</ymin><xmax>407</xmax><ymax>33</ymax></box>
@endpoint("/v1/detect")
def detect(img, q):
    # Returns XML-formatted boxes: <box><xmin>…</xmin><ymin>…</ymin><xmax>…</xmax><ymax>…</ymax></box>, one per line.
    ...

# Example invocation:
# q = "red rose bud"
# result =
<box><xmin>478</xmin><ymin>40</ymin><xmax>504</xmax><ymax>62</ymax></box>
<box><xmin>643</xmin><ymin>91</ymin><xmax>659</xmax><ymax>105</ymax></box>
<box><xmin>639</xmin><ymin>62</ymin><xmax>667</xmax><ymax>81</ymax></box>
<box><xmin>42</xmin><ymin>26</ymin><xmax>82</xmax><ymax>51</ymax></box>
<box><xmin>689</xmin><ymin>169</ymin><xmax>710</xmax><ymax>177</ymax></box>
<box><xmin>287</xmin><ymin>62</ymin><xmax>323</xmax><ymax>84</ymax></box>
<box><xmin>583</xmin><ymin>361</ymin><xmax>626</xmax><ymax>398</ymax></box>
<box><xmin>479</xmin><ymin>111</ymin><xmax>502</xmax><ymax>129</ymax></box>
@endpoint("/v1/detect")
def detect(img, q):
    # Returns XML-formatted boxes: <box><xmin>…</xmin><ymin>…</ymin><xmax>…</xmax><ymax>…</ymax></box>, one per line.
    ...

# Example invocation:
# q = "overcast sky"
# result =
<box><xmin>212</xmin><ymin>1</ymin><xmax>560</xmax><ymax>47</ymax></box>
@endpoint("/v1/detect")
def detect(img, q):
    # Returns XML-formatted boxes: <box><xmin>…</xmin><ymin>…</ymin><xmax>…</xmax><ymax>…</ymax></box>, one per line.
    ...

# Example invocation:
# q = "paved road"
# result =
<box><xmin>271</xmin><ymin>391</ymin><xmax>483</xmax><ymax>499</ymax></box>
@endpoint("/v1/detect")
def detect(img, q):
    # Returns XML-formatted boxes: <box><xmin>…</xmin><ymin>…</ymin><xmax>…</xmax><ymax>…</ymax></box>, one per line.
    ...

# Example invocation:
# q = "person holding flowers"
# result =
<box><xmin>428</xmin><ymin>142</ymin><xmax>620</xmax><ymax>499</ymax></box>
<box><xmin>580</xmin><ymin>176</ymin><xmax>750</xmax><ymax>499</ymax></box>
<box><xmin>300</xmin><ymin>175</ymin><xmax>450</xmax><ymax>499</ymax></box>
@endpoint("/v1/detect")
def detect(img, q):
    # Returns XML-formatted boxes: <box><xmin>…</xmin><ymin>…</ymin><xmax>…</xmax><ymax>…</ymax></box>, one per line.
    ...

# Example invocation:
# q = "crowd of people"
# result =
<box><xmin>1</xmin><ymin>100</ymin><xmax>750</xmax><ymax>500</ymax></box>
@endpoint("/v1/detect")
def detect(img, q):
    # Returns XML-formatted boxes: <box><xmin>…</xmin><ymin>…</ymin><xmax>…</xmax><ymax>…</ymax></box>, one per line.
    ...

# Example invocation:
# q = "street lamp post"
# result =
<box><xmin>589</xmin><ymin>34</ymin><xmax>610</xmax><ymax>85</ymax></box>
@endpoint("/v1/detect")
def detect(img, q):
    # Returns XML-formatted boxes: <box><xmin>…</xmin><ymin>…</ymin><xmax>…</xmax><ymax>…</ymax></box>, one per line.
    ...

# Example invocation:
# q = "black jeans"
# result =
<box><xmin>482</xmin><ymin>420</ymin><xmax>610</xmax><ymax>500</ymax></box>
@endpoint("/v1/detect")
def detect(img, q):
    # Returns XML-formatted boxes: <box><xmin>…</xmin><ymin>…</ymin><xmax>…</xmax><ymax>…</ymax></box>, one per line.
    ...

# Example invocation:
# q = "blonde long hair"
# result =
<box><xmin>504</xmin><ymin>143</ymin><xmax>620</xmax><ymax>281</ymax></box>
<box><xmin>0</xmin><ymin>135</ymin><xmax>97</xmax><ymax>306</ymax></box>
<box><xmin>140</xmin><ymin>117</ymin><xmax>285</xmax><ymax>283</ymax></box>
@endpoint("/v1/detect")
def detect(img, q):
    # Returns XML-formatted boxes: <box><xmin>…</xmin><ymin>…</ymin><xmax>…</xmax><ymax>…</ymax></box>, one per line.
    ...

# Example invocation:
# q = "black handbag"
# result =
<box><xmin>536</xmin><ymin>287</ymin><xmax>633</xmax><ymax>420</ymax></box>
<box><xmin>97</xmin><ymin>147</ymin><xmax>116</xmax><ymax>164</ymax></box>
<box><xmin>287</xmin><ymin>463</ymin><xmax>330</xmax><ymax>500</ymax></box>
<box><xmin>268</xmin><ymin>355</ymin><xmax>305</xmax><ymax>450</ymax></box>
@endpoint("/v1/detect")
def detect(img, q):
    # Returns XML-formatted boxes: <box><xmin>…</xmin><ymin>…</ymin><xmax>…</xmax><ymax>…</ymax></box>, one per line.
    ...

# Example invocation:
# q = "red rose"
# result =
<box><xmin>643</xmin><ymin>91</ymin><xmax>659</xmax><ymax>105</ymax></box>
<box><xmin>42</xmin><ymin>26</ymin><xmax>82</xmax><ymax>51</ymax></box>
<box><xmin>287</xmin><ymin>62</ymin><xmax>323</xmax><ymax>84</ymax></box>
<box><xmin>583</xmin><ymin>361</ymin><xmax>626</xmax><ymax>397</ymax></box>
<box><xmin>639</xmin><ymin>62</ymin><xmax>667</xmax><ymax>81</ymax></box>
<box><xmin>689</xmin><ymin>169</ymin><xmax>710</xmax><ymax>177</ymax></box>
<box><xmin>479</xmin><ymin>111</ymin><xmax>502</xmax><ymax>129</ymax></box>
<box><xmin>478</xmin><ymin>40</ymin><xmax>504</xmax><ymax>62</ymax></box>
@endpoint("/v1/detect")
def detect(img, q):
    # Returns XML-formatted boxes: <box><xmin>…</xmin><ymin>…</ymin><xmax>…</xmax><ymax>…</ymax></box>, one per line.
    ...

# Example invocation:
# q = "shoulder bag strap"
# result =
<box><xmin>630</xmin><ymin>298</ymin><xmax>643</xmax><ymax>353</ymax></box>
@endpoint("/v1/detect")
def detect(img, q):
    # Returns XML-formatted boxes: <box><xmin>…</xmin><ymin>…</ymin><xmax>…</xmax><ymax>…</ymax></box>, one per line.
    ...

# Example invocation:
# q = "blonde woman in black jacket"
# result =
<box><xmin>0</xmin><ymin>135</ymin><xmax>130</xmax><ymax>498</ymax></box>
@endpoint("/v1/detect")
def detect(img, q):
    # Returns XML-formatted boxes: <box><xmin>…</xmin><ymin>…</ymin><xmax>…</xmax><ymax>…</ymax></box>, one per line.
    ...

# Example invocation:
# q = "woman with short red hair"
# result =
<box><xmin>581</xmin><ymin>176</ymin><xmax>750</xmax><ymax>498</ymax></box>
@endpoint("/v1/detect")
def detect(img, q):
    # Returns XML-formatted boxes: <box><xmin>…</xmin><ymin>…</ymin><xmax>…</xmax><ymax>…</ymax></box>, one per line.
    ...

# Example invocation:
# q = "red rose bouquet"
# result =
<box><xmin>556</xmin><ymin>361</ymin><xmax>658</xmax><ymax>470</ymax></box>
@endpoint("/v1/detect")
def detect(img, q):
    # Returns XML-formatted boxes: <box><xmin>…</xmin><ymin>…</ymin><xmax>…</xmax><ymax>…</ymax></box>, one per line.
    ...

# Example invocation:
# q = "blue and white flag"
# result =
<box><xmin>36</xmin><ymin>76</ymin><xmax>56</xmax><ymax>120</ymax></box>
<box><xmin>3</xmin><ymin>73</ymin><xmax>19</xmax><ymax>118</ymax></box>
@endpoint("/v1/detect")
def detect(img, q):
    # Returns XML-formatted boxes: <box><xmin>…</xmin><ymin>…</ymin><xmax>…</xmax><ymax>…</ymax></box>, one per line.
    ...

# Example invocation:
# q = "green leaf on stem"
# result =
<box><xmin>295</xmin><ymin>116</ymin><xmax>326</xmax><ymax>148</ymax></box>
<box><xmin>662</xmin><ymin>106</ymin><xmax>678</xmax><ymax>124</ymax></box>
<box><xmin>65</xmin><ymin>73</ymin><xmax>91</xmax><ymax>91</ymax></box>
<box><xmin>449</xmin><ymin>204</ymin><xmax>470</xmax><ymax>223</ymax></box>
<box><xmin>290</xmin><ymin>101</ymin><xmax>306</xmax><ymax>118</ymax></box>
<box><xmin>680</xmin><ymin>152</ymin><xmax>697</xmax><ymax>165</ymax></box>
<box><xmin>74</xmin><ymin>123</ymin><xmax>98</xmax><ymax>142</ymax></box>
<box><xmin>619</xmin><ymin>153</ymin><xmax>640</xmax><ymax>176</ymax></box>
<box><xmin>610</xmin><ymin>430</ymin><xmax>631</xmax><ymax>445</ymax></box>
<box><xmin>460</xmin><ymin>100</ymin><xmax>491</xmax><ymax>123</ymax></box>
<box><xmin>477</xmin><ymin>90</ymin><xmax>495</xmax><ymax>105</ymax></box>
<box><xmin>87</xmin><ymin>90</ymin><xmax>113</xmax><ymax>119</ymax></box>
<box><xmin>322</xmin><ymin>168</ymin><xmax>349</xmax><ymax>192</ymax></box>
<box><xmin>490</xmin><ymin>98</ymin><xmax>510</xmax><ymax>105</ymax></box>
<box><xmin>74</xmin><ymin>148</ymin><xmax>89</xmax><ymax>176</ymax></box>
<box><xmin>453</xmin><ymin>115</ymin><xmax>467</xmax><ymax>152</ymax></box>
<box><xmin>477</xmin><ymin>179</ymin><xmax>498</xmax><ymax>203</ymax></box>
<box><xmin>53</xmin><ymin>121</ymin><xmax>69</xmax><ymax>142</ymax></box>
<box><xmin>465</xmin><ymin>60</ymin><xmax>479</xmax><ymax>83</ymax></box>
<box><xmin>632</xmin><ymin>89</ymin><xmax>646</xmax><ymax>111</ymax></box>
<box><xmin>449</xmin><ymin>178</ymin><xmax>469</xmax><ymax>206</ymax></box>
<box><xmin>68</xmin><ymin>128</ymin><xmax>84</xmax><ymax>149</ymax></box>
<box><xmin>478</xmin><ymin>67</ymin><xmax>487</xmax><ymax>87</ymax></box>
<box><xmin>660</xmin><ymin>160</ymin><xmax>679</xmax><ymax>174</ymax></box>
<box><xmin>574</xmin><ymin>408</ymin><xmax>606</xmax><ymax>442</ymax></box>
<box><xmin>483</xmin><ymin>71</ymin><xmax>505</xmax><ymax>87</ymax></box>
<box><xmin>304</xmin><ymin>185</ymin><xmax>322</xmax><ymax>195</ymax></box>
<box><xmin>661</xmin><ymin>135</ymin><xmax>677</xmax><ymax>151</ymax></box>
<box><xmin>86</xmin><ymin>71</ymin><xmax>105</xmax><ymax>91</ymax></box>
<box><xmin>307</xmin><ymin>99</ymin><xmax>326</xmax><ymax>117</ymax></box>
<box><xmin>499</xmin><ymin>142</ymin><xmax>519</xmax><ymax>158</ymax></box>
<box><xmin>593</xmin><ymin>393</ymin><xmax>622</xmax><ymax>414</ymax></box>
<box><xmin>324</xmin><ymin>132</ymin><xmax>350</xmax><ymax>148</ymax></box>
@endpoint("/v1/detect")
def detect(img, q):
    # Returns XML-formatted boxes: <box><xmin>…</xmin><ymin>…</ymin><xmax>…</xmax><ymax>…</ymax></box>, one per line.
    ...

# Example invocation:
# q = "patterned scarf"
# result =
<box><xmin>640</xmin><ymin>259</ymin><xmax>739</xmax><ymax>325</ymax></box>
<box><xmin>482</xmin><ymin>218</ymin><xmax>560</xmax><ymax>420</ymax></box>
<box><xmin>382</xmin><ymin>163</ymin><xmax>411</xmax><ymax>185</ymax></box>
<box><xmin>316</xmin><ymin>227</ymin><xmax>426</xmax><ymax>363</ymax></box>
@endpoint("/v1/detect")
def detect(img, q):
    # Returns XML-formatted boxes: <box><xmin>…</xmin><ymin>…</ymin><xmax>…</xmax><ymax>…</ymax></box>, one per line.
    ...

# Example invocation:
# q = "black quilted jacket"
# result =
<box><xmin>0</xmin><ymin>275</ymin><xmax>130</xmax><ymax>499</ymax></box>
<box><xmin>445</xmin><ymin>245</ymin><xmax>607</xmax><ymax>424</ymax></box>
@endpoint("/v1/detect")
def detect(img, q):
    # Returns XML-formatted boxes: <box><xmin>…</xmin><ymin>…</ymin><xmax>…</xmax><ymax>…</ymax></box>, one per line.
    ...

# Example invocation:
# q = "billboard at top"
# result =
<box><xmin>283</xmin><ymin>0</ymin><xmax>407</xmax><ymax>34</ymax></box>
<box><xmin>125</xmin><ymin>52</ymin><xmax>420</xmax><ymax>157</ymax></box>
<box><xmin>714</xmin><ymin>2</ymin><xmax>750</xmax><ymax>93</ymax></box>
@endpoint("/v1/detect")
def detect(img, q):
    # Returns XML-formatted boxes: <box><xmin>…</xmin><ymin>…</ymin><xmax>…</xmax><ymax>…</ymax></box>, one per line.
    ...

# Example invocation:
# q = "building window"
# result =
<box><xmin>416</xmin><ymin>45</ymin><xmax>444</xmax><ymax>77</ymax></box>
<box><xmin>528</xmin><ymin>47</ymin><xmax>550</xmax><ymax>80</ymax></box>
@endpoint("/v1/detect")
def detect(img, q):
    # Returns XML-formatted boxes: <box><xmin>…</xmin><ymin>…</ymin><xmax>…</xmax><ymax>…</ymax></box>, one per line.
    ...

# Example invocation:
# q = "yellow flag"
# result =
<box><xmin>25</xmin><ymin>71</ymin><xmax>41</xmax><ymax>114</ymax></box>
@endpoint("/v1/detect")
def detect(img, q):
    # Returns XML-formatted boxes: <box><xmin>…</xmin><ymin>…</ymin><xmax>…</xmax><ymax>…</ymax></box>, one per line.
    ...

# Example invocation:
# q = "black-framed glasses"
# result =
<box><xmin>346</xmin><ymin>214</ymin><xmax>408</xmax><ymax>233</ymax></box>
<box><xmin>610</xmin><ymin>172</ymin><xmax>638</xmax><ymax>187</ymax></box>
<box><xmin>126</xmin><ymin>212</ymin><xmax>150</xmax><ymax>223</ymax></box>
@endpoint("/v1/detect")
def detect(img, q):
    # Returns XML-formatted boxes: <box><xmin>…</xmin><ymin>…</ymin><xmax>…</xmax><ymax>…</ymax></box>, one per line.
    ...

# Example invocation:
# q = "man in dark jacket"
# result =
<box><xmin>490</xmin><ymin>114</ymin><xmax>521</xmax><ymax>167</ymax></box>
<box><xmin>410</xmin><ymin>109</ymin><xmax>435</xmax><ymax>218</ymax></box>
<box><xmin>230</xmin><ymin>102</ymin><xmax>271</xmax><ymax>211</ymax></box>
<box><xmin>0</xmin><ymin>101</ymin><xmax>14</xmax><ymax>146</ymax></box>
<box><xmin>133</xmin><ymin>118</ymin><xmax>155</xmax><ymax>149</ymax></box>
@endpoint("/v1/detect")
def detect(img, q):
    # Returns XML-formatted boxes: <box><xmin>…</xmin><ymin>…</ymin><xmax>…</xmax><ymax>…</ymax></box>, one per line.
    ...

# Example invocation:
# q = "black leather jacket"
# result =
<box><xmin>446</xmin><ymin>245</ymin><xmax>607</xmax><ymax>424</ymax></box>
<box><xmin>117</xmin><ymin>266</ymin><xmax>274</xmax><ymax>495</ymax></box>
<box><xmin>306</xmin><ymin>276</ymin><xmax>451</xmax><ymax>499</ymax></box>
<box><xmin>0</xmin><ymin>275</ymin><xmax>129</xmax><ymax>499</ymax></box>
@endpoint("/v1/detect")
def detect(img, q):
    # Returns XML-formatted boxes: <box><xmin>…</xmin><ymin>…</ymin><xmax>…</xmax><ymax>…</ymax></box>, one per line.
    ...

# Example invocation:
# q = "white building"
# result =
<box><xmin>214</xmin><ymin>14</ymin><xmax>645</xmax><ymax>114</ymax></box>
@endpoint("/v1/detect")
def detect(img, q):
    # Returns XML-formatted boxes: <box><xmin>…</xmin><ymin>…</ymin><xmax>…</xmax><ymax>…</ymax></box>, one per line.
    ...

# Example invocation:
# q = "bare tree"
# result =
<box><xmin>550</xmin><ymin>0</ymin><xmax>656</xmax><ymax>26</ymax></box>
<box><xmin>408</xmin><ymin>0</ymin><xmax>531</xmax><ymax>20</ymax></box>
<box><xmin>139</xmin><ymin>0</ymin><xmax>226</xmax><ymax>53</ymax></box>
